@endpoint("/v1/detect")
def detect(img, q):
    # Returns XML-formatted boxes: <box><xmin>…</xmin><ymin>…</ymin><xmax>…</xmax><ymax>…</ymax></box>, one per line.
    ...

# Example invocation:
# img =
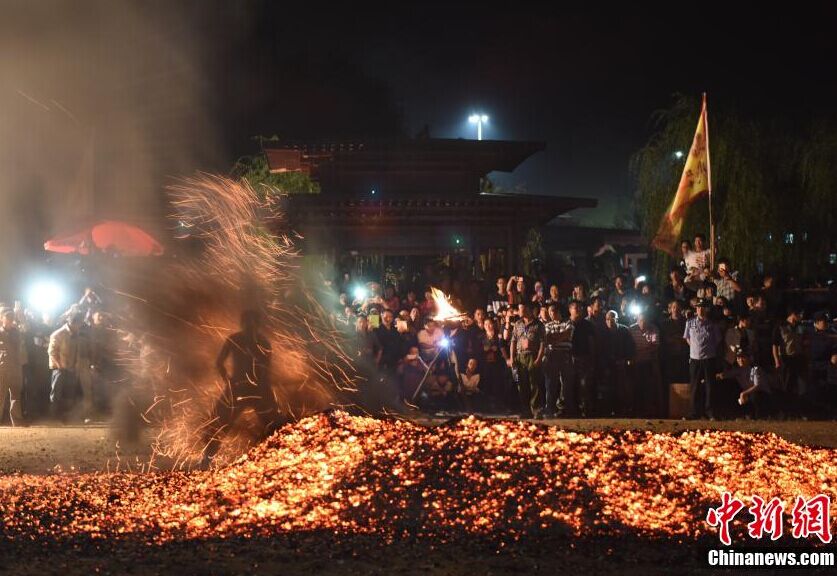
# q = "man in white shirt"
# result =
<box><xmin>684</xmin><ymin>233</ymin><xmax>711</xmax><ymax>283</ymax></box>
<box><xmin>48</xmin><ymin>312</ymin><xmax>83</xmax><ymax>421</ymax></box>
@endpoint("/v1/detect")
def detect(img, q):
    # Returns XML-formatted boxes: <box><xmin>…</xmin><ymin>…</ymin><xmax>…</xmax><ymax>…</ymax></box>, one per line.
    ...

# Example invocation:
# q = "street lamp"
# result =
<box><xmin>468</xmin><ymin>113</ymin><xmax>489</xmax><ymax>140</ymax></box>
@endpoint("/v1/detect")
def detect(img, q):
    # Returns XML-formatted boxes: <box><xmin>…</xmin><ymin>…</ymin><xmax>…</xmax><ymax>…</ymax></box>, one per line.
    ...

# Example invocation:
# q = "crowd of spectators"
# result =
<box><xmin>337</xmin><ymin>233</ymin><xmax>837</xmax><ymax>420</ymax></box>
<box><xmin>0</xmin><ymin>288</ymin><xmax>127</xmax><ymax>425</ymax></box>
<box><xmin>2</xmin><ymin>232</ymin><xmax>834</xmax><ymax>426</ymax></box>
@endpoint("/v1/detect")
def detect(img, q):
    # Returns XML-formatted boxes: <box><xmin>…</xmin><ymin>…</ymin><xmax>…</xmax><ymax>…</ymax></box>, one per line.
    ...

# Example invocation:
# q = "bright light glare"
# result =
<box><xmin>674</xmin><ymin>150</ymin><xmax>684</xmax><ymax>159</ymax></box>
<box><xmin>439</xmin><ymin>337</ymin><xmax>450</xmax><ymax>349</ymax></box>
<box><xmin>353</xmin><ymin>286</ymin><xmax>368</xmax><ymax>301</ymax></box>
<box><xmin>28</xmin><ymin>281</ymin><xmax>65</xmax><ymax>315</ymax></box>
<box><xmin>629</xmin><ymin>303</ymin><xmax>642</xmax><ymax>317</ymax></box>
<box><xmin>481</xmin><ymin>114</ymin><xmax>488</xmax><ymax>122</ymax></box>
<box><xmin>469</xmin><ymin>114</ymin><xmax>479</xmax><ymax>123</ymax></box>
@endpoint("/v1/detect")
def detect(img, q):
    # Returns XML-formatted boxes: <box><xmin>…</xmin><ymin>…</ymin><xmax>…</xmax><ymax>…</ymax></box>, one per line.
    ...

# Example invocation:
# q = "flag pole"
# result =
<box><xmin>703</xmin><ymin>92</ymin><xmax>715</xmax><ymax>270</ymax></box>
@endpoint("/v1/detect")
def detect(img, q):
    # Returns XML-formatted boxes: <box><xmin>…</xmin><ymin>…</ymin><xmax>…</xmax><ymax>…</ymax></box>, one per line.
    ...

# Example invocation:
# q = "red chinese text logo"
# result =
<box><xmin>791</xmin><ymin>494</ymin><xmax>833</xmax><ymax>544</ymax></box>
<box><xmin>707</xmin><ymin>493</ymin><xmax>832</xmax><ymax>545</ymax></box>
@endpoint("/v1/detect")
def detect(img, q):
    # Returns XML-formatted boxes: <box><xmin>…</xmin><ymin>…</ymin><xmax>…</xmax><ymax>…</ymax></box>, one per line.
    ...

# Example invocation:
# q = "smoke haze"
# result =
<box><xmin>0</xmin><ymin>0</ymin><xmax>235</xmax><ymax>297</ymax></box>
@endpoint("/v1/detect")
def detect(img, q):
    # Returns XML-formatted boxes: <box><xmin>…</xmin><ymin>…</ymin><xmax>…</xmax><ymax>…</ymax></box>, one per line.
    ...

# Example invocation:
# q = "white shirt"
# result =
<box><xmin>684</xmin><ymin>249</ymin><xmax>710</xmax><ymax>278</ymax></box>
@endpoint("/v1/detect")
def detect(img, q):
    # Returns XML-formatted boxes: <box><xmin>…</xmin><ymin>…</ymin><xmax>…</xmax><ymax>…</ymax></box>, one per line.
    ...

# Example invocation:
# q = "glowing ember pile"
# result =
<box><xmin>1</xmin><ymin>413</ymin><xmax>834</xmax><ymax>545</ymax></box>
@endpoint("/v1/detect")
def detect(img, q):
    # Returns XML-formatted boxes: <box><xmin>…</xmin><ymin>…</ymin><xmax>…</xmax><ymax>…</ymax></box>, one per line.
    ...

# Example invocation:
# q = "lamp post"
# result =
<box><xmin>468</xmin><ymin>113</ymin><xmax>489</xmax><ymax>140</ymax></box>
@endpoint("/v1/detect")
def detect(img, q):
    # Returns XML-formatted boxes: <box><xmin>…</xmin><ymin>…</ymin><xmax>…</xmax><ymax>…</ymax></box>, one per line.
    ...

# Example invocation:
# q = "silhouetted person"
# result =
<box><xmin>25</xmin><ymin>311</ymin><xmax>53</xmax><ymax>421</ymax></box>
<box><xmin>203</xmin><ymin>310</ymin><xmax>281</xmax><ymax>463</ymax></box>
<box><xmin>0</xmin><ymin>308</ymin><xmax>28</xmax><ymax>426</ymax></box>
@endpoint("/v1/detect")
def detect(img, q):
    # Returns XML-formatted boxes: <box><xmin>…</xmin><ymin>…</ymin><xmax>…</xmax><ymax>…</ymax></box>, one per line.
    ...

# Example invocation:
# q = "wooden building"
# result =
<box><xmin>264</xmin><ymin>138</ymin><xmax>596</xmax><ymax>286</ymax></box>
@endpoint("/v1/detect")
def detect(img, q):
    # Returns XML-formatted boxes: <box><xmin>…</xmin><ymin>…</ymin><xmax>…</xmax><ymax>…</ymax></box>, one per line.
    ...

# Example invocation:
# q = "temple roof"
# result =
<box><xmin>263</xmin><ymin>138</ymin><xmax>546</xmax><ymax>196</ymax></box>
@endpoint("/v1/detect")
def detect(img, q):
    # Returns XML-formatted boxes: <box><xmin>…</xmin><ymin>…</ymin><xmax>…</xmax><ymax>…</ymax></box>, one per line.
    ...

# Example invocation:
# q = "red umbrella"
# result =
<box><xmin>44</xmin><ymin>220</ymin><xmax>164</xmax><ymax>257</ymax></box>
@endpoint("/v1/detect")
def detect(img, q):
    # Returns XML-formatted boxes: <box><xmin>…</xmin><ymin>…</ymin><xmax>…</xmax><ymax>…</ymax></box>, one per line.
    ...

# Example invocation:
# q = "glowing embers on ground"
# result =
<box><xmin>0</xmin><ymin>412</ymin><xmax>835</xmax><ymax>544</ymax></box>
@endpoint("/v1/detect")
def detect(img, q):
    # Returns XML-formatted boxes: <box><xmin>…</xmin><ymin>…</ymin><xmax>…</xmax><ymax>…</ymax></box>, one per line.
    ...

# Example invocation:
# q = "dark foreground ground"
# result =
<box><xmin>1</xmin><ymin>530</ymin><xmax>833</xmax><ymax>576</ymax></box>
<box><xmin>0</xmin><ymin>418</ymin><xmax>835</xmax><ymax>575</ymax></box>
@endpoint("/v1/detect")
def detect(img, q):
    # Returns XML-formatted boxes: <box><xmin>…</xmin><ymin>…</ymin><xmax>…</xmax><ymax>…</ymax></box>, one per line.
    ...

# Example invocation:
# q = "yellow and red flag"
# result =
<box><xmin>651</xmin><ymin>95</ymin><xmax>712</xmax><ymax>255</ymax></box>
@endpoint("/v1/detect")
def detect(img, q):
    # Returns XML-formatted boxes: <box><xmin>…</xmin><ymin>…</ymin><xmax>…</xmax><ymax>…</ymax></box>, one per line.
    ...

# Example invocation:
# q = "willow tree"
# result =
<box><xmin>521</xmin><ymin>228</ymin><xmax>546</xmax><ymax>278</ymax></box>
<box><xmin>799</xmin><ymin>113</ymin><xmax>837</xmax><ymax>281</ymax></box>
<box><xmin>631</xmin><ymin>94</ymin><xmax>833</xmax><ymax>286</ymax></box>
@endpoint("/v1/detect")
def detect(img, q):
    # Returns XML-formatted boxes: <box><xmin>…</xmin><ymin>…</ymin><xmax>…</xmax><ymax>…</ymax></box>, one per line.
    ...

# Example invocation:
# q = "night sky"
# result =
<box><xmin>194</xmin><ymin>2</ymin><xmax>837</xmax><ymax>224</ymax></box>
<box><xmin>4</xmin><ymin>1</ymin><xmax>837</xmax><ymax>233</ymax></box>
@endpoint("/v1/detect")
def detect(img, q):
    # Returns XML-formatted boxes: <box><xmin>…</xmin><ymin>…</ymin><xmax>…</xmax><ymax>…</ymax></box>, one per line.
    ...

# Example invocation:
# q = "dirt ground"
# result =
<box><xmin>1</xmin><ymin>418</ymin><xmax>835</xmax><ymax>474</ymax></box>
<box><xmin>0</xmin><ymin>418</ymin><xmax>835</xmax><ymax>575</ymax></box>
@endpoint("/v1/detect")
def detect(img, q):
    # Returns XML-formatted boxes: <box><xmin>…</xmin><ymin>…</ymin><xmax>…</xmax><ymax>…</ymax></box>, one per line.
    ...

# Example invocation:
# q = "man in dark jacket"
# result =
<box><xmin>772</xmin><ymin>307</ymin><xmax>805</xmax><ymax>418</ymax></box>
<box><xmin>560</xmin><ymin>299</ymin><xmax>596</xmax><ymax>417</ymax></box>
<box><xmin>605</xmin><ymin>310</ymin><xmax>635</xmax><ymax>416</ymax></box>
<box><xmin>660</xmin><ymin>300</ymin><xmax>690</xmax><ymax>396</ymax></box>
<box><xmin>0</xmin><ymin>308</ymin><xmax>28</xmax><ymax>426</ymax></box>
<box><xmin>807</xmin><ymin>311</ymin><xmax>836</xmax><ymax>418</ymax></box>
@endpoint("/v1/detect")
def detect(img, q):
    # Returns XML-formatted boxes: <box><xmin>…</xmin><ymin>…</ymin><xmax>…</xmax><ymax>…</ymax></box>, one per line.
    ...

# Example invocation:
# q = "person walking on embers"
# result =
<box><xmin>202</xmin><ymin>310</ymin><xmax>282</xmax><ymax>463</ymax></box>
